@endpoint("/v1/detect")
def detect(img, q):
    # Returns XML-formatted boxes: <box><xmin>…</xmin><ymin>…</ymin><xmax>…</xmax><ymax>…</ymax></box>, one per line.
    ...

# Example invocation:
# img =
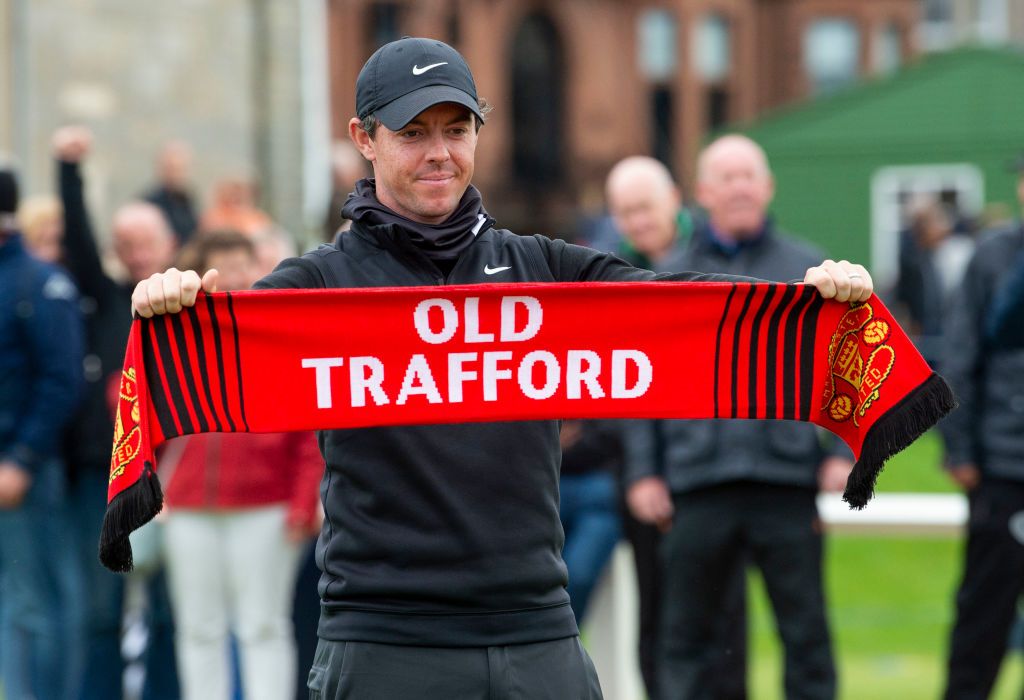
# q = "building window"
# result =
<box><xmin>706</xmin><ymin>86</ymin><xmax>730</xmax><ymax>131</ymax></box>
<box><xmin>368</xmin><ymin>3</ymin><xmax>403</xmax><ymax>49</ymax></box>
<box><xmin>651</xmin><ymin>87</ymin><xmax>674</xmax><ymax>172</ymax></box>
<box><xmin>804</xmin><ymin>18</ymin><xmax>860</xmax><ymax>95</ymax></box>
<box><xmin>975</xmin><ymin>0</ymin><xmax>1010</xmax><ymax>43</ymax></box>
<box><xmin>637</xmin><ymin>9</ymin><xmax>677</xmax><ymax>83</ymax></box>
<box><xmin>872</xmin><ymin>23</ymin><xmax>903</xmax><ymax>75</ymax></box>
<box><xmin>511</xmin><ymin>13</ymin><xmax>564</xmax><ymax>186</ymax></box>
<box><xmin>447</xmin><ymin>0</ymin><xmax>461</xmax><ymax>47</ymax></box>
<box><xmin>693</xmin><ymin>14</ymin><xmax>731</xmax><ymax>83</ymax></box>
<box><xmin>692</xmin><ymin>14</ymin><xmax>732</xmax><ymax>130</ymax></box>
<box><xmin>920</xmin><ymin>0</ymin><xmax>955</xmax><ymax>50</ymax></box>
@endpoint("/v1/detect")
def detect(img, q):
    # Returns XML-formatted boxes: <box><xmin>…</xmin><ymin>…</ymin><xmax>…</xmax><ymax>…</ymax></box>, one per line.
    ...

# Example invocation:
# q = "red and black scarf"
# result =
<box><xmin>101</xmin><ymin>282</ymin><xmax>955</xmax><ymax>571</ymax></box>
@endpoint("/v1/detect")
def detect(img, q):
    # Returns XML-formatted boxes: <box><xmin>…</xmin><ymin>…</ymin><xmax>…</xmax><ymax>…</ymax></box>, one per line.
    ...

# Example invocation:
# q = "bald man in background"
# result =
<box><xmin>606</xmin><ymin>156</ymin><xmax>748</xmax><ymax>700</ymax></box>
<box><xmin>616</xmin><ymin>137</ymin><xmax>851</xmax><ymax>700</ymax></box>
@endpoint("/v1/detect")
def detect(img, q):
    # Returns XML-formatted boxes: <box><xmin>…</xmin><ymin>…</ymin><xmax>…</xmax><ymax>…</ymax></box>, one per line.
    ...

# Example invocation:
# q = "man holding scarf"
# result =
<box><xmin>131</xmin><ymin>37</ymin><xmax>872</xmax><ymax>700</ymax></box>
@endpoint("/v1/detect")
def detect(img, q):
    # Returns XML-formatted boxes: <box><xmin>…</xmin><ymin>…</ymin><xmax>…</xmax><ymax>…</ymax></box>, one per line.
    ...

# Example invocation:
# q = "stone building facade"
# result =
<box><xmin>0</xmin><ymin>0</ymin><xmax>329</xmax><ymax>245</ymax></box>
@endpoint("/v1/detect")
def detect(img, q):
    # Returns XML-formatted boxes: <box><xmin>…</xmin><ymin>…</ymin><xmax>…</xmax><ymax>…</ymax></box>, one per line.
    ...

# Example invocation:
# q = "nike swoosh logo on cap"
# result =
<box><xmin>412</xmin><ymin>62</ymin><xmax>448</xmax><ymax>75</ymax></box>
<box><xmin>484</xmin><ymin>265</ymin><xmax>511</xmax><ymax>275</ymax></box>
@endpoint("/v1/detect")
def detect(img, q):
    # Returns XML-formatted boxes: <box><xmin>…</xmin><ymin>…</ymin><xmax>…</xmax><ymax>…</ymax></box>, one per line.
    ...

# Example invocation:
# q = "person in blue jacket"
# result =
<box><xmin>0</xmin><ymin>165</ymin><xmax>87</xmax><ymax>700</ymax></box>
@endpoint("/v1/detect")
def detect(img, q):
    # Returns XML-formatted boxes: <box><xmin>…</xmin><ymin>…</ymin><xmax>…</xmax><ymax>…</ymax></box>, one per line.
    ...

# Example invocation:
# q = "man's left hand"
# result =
<box><xmin>818</xmin><ymin>456</ymin><xmax>854</xmax><ymax>493</ymax></box>
<box><xmin>804</xmin><ymin>260</ymin><xmax>873</xmax><ymax>303</ymax></box>
<box><xmin>0</xmin><ymin>461</ymin><xmax>32</xmax><ymax>509</ymax></box>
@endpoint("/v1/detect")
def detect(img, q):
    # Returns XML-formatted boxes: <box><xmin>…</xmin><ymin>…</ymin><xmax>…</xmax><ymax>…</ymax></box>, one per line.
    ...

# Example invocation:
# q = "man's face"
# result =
<box><xmin>350</xmin><ymin>102</ymin><xmax>477</xmax><ymax>224</ymax></box>
<box><xmin>113</xmin><ymin>213</ymin><xmax>176</xmax><ymax>283</ymax></box>
<box><xmin>608</xmin><ymin>178</ymin><xmax>680</xmax><ymax>259</ymax></box>
<box><xmin>206</xmin><ymin>247</ymin><xmax>258</xmax><ymax>292</ymax></box>
<box><xmin>696</xmin><ymin>143</ymin><xmax>774</xmax><ymax>240</ymax></box>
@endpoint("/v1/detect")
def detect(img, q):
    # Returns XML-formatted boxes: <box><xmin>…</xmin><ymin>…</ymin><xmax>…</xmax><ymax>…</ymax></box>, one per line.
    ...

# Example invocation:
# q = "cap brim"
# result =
<box><xmin>375</xmin><ymin>85</ymin><xmax>483</xmax><ymax>131</ymax></box>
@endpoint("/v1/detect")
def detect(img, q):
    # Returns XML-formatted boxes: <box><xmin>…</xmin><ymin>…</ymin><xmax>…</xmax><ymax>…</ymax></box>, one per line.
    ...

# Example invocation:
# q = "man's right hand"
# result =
<box><xmin>52</xmin><ymin>126</ymin><xmax>93</xmax><ymax>163</ymax></box>
<box><xmin>132</xmin><ymin>268</ymin><xmax>219</xmax><ymax>318</ymax></box>
<box><xmin>948</xmin><ymin>463</ymin><xmax>981</xmax><ymax>492</ymax></box>
<box><xmin>626</xmin><ymin>476</ymin><xmax>674</xmax><ymax>532</ymax></box>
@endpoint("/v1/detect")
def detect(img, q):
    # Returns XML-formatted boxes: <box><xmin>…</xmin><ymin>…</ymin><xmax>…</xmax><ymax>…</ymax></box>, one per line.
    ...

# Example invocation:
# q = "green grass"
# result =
<box><xmin>871</xmin><ymin>429</ymin><xmax>953</xmax><ymax>494</ymax></box>
<box><xmin>748</xmin><ymin>431</ymin><xmax>1024</xmax><ymax>699</ymax></box>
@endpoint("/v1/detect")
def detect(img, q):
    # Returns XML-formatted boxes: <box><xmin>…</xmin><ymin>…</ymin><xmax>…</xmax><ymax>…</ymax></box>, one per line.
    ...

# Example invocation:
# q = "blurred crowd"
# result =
<box><xmin>1</xmin><ymin>121</ymin><xmax>1024</xmax><ymax>700</ymax></box>
<box><xmin>0</xmin><ymin>126</ymin><xmax>370</xmax><ymax>700</ymax></box>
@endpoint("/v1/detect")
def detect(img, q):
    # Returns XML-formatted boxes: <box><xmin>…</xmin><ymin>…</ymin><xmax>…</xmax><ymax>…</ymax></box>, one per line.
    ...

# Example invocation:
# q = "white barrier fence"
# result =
<box><xmin>585</xmin><ymin>492</ymin><xmax>968</xmax><ymax>700</ymax></box>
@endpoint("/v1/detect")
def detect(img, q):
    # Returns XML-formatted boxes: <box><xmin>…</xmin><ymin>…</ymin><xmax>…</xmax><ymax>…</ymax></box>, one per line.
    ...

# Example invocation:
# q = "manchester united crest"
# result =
<box><xmin>822</xmin><ymin>302</ymin><xmax>895</xmax><ymax>426</ymax></box>
<box><xmin>110</xmin><ymin>367</ymin><xmax>143</xmax><ymax>484</ymax></box>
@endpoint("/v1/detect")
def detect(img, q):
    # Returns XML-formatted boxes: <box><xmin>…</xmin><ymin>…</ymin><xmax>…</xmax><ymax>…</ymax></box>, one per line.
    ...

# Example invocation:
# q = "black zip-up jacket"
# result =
<box><xmin>253</xmin><ymin>220</ymin><xmax>742</xmax><ymax>646</ymax></box>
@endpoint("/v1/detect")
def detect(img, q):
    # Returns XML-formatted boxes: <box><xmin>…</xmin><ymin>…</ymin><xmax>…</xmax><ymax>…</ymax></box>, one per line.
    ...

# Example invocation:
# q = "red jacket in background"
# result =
<box><xmin>162</xmin><ymin>432</ymin><xmax>323</xmax><ymax>534</ymax></box>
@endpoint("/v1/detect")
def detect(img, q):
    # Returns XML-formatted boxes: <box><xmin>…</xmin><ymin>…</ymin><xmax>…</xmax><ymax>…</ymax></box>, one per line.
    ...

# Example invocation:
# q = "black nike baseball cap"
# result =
<box><xmin>356</xmin><ymin>37</ymin><xmax>484</xmax><ymax>131</ymax></box>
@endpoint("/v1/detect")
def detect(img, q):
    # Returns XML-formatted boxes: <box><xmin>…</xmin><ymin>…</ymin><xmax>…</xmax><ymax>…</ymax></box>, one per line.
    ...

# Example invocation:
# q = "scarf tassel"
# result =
<box><xmin>98</xmin><ymin>460</ymin><xmax>163</xmax><ymax>572</ymax></box>
<box><xmin>843</xmin><ymin>373</ymin><xmax>957</xmax><ymax>508</ymax></box>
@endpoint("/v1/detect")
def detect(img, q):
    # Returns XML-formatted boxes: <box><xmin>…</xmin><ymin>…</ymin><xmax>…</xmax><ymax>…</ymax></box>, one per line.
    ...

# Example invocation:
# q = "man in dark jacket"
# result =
<box><xmin>129</xmin><ymin>38</ymin><xmax>872</xmax><ymax>700</ymax></box>
<box><xmin>941</xmin><ymin>157</ymin><xmax>1024</xmax><ymax>699</ymax></box>
<box><xmin>605</xmin><ymin>155</ymin><xmax>747</xmax><ymax>700</ymax></box>
<box><xmin>622</xmin><ymin>138</ymin><xmax>851</xmax><ymax>700</ymax></box>
<box><xmin>0</xmin><ymin>165</ymin><xmax>86</xmax><ymax>700</ymax></box>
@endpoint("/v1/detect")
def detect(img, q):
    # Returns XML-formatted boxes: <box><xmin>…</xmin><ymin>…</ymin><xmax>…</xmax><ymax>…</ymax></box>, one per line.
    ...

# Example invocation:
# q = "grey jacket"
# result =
<box><xmin>623</xmin><ymin>217</ymin><xmax>846</xmax><ymax>494</ymax></box>
<box><xmin>940</xmin><ymin>223</ymin><xmax>1024</xmax><ymax>480</ymax></box>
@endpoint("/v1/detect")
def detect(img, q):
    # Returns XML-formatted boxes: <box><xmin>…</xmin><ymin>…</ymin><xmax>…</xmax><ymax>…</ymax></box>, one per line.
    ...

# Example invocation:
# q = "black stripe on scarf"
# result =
<box><xmin>729</xmin><ymin>285</ymin><xmax>758</xmax><ymax>419</ymax></box>
<box><xmin>713</xmin><ymin>284</ymin><xmax>738</xmax><ymax>419</ymax></box>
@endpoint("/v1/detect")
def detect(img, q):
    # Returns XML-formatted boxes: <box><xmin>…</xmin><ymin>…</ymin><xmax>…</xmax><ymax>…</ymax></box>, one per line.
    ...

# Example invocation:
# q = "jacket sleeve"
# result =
<box><xmin>59</xmin><ymin>159</ymin><xmax>115</xmax><ymax>301</ymax></box>
<box><xmin>286</xmin><ymin>431</ymin><xmax>325</xmax><ymax>533</ymax></box>
<box><xmin>987</xmin><ymin>250</ymin><xmax>1024</xmax><ymax>349</ymax></box>
<box><xmin>939</xmin><ymin>247</ymin><xmax>988</xmax><ymax>466</ymax></box>
<box><xmin>4</xmin><ymin>269</ymin><xmax>85</xmax><ymax>472</ymax></box>
<box><xmin>534</xmin><ymin>235</ymin><xmax>759</xmax><ymax>284</ymax></box>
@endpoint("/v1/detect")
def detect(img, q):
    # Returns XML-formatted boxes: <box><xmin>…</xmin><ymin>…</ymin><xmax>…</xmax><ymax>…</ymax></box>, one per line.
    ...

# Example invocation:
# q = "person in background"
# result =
<box><xmin>144</xmin><ymin>139</ymin><xmax>199</xmax><ymax>244</ymax></box>
<box><xmin>200</xmin><ymin>177</ymin><xmax>272</xmax><ymax>237</ymax></box>
<box><xmin>53</xmin><ymin>125</ymin><xmax>181</xmax><ymax>699</ymax></box>
<box><xmin>987</xmin><ymin>248</ymin><xmax>1024</xmax><ymax>349</ymax></box>
<box><xmin>606</xmin><ymin>155</ymin><xmax>746</xmax><ymax>700</ymax></box>
<box><xmin>17</xmin><ymin>195</ymin><xmax>64</xmax><ymax>264</ymax></box>
<box><xmin>892</xmin><ymin>198</ymin><xmax>974</xmax><ymax>366</ymax></box>
<box><xmin>252</xmin><ymin>224</ymin><xmax>299</xmax><ymax>279</ymax></box>
<box><xmin>0</xmin><ymin>164</ymin><xmax>86</xmax><ymax>700</ymax></box>
<box><xmin>941</xmin><ymin>151</ymin><xmax>1024</xmax><ymax>699</ymax></box>
<box><xmin>559</xmin><ymin>419</ymin><xmax>624</xmax><ymax>625</ymax></box>
<box><xmin>160</xmin><ymin>230</ymin><xmax>324</xmax><ymax>700</ymax></box>
<box><xmin>620</xmin><ymin>140</ymin><xmax>851</xmax><ymax>700</ymax></box>
<box><xmin>323</xmin><ymin>140</ymin><xmax>369</xmax><ymax>242</ymax></box>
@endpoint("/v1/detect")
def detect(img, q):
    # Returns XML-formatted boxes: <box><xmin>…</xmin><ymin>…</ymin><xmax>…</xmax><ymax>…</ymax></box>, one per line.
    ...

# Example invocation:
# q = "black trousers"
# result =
<box><xmin>659</xmin><ymin>482</ymin><xmax>835</xmax><ymax>700</ymax></box>
<box><xmin>944</xmin><ymin>478</ymin><xmax>1024</xmax><ymax>700</ymax></box>
<box><xmin>621</xmin><ymin>507</ymin><xmax>748</xmax><ymax>700</ymax></box>
<box><xmin>307</xmin><ymin>636</ymin><xmax>603</xmax><ymax>699</ymax></box>
<box><xmin>620</xmin><ymin>506</ymin><xmax>665</xmax><ymax>698</ymax></box>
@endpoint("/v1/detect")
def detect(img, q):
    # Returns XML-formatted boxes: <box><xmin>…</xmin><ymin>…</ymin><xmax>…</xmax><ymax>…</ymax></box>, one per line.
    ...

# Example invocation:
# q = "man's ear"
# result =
<box><xmin>348</xmin><ymin>118</ymin><xmax>376</xmax><ymax>163</ymax></box>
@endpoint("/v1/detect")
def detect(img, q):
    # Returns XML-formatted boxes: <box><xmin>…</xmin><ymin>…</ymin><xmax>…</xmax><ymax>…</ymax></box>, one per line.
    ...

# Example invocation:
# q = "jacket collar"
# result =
<box><xmin>691</xmin><ymin>215</ymin><xmax>774</xmax><ymax>259</ymax></box>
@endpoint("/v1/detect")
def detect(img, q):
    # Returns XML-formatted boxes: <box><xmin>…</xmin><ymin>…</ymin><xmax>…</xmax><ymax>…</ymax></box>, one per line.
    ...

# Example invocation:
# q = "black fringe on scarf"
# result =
<box><xmin>843</xmin><ymin>373</ymin><xmax>957</xmax><ymax>509</ymax></box>
<box><xmin>98</xmin><ymin>461</ymin><xmax>163</xmax><ymax>572</ymax></box>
